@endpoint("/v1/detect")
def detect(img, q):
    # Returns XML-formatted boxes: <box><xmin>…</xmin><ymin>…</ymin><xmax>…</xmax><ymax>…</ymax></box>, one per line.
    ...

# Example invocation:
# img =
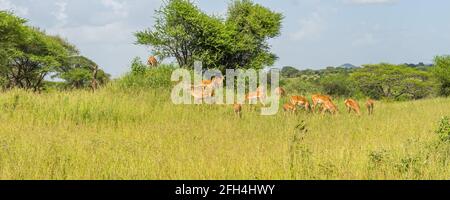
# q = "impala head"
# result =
<box><xmin>274</xmin><ymin>87</ymin><xmax>286</xmax><ymax>97</ymax></box>
<box><xmin>327</xmin><ymin>101</ymin><xmax>339</xmax><ymax>114</ymax></box>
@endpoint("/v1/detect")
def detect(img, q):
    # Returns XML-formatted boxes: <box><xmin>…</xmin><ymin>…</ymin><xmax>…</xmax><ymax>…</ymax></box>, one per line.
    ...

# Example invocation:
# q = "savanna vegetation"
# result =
<box><xmin>1</xmin><ymin>0</ymin><xmax>450</xmax><ymax>180</ymax></box>
<box><xmin>1</xmin><ymin>72</ymin><xmax>450</xmax><ymax>180</ymax></box>
<box><xmin>281</xmin><ymin>62</ymin><xmax>444</xmax><ymax>101</ymax></box>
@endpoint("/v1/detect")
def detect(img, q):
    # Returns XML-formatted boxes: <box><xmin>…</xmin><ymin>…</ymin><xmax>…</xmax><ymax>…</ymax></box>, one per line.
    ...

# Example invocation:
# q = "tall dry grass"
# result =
<box><xmin>0</xmin><ymin>88</ymin><xmax>449</xmax><ymax>180</ymax></box>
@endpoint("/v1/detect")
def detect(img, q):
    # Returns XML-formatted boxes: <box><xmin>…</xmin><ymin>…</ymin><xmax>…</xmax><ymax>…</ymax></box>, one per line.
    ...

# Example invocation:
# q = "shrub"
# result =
<box><xmin>320</xmin><ymin>74</ymin><xmax>355</xmax><ymax>97</ymax></box>
<box><xmin>436</xmin><ymin>116</ymin><xmax>450</xmax><ymax>143</ymax></box>
<box><xmin>130</xmin><ymin>57</ymin><xmax>148</xmax><ymax>75</ymax></box>
<box><xmin>115</xmin><ymin>64</ymin><xmax>176</xmax><ymax>91</ymax></box>
<box><xmin>432</xmin><ymin>55</ymin><xmax>450</xmax><ymax>97</ymax></box>
<box><xmin>283</xmin><ymin>78</ymin><xmax>323</xmax><ymax>95</ymax></box>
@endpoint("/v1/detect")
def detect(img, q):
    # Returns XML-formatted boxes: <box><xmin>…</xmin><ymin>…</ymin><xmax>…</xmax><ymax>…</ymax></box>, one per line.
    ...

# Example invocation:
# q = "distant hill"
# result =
<box><xmin>339</xmin><ymin>63</ymin><xmax>359</xmax><ymax>69</ymax></box>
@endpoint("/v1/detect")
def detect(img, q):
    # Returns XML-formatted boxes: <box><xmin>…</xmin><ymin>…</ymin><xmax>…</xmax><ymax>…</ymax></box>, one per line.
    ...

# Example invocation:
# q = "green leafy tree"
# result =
<box><xmin>222</xmin><ymin>0</ymin><xmax>282</xmax><ymax>70</ymax></box>
<box><xmin>432</xmin><ymin>55</ymin><xmax>450</xmax><ymax>96</ymax></box>
<box><xmin>58</xmin><ymin>56</ymin><xmax>110</xmax><ymax>89</ymax></box>
<box><xmin>0</xmin><ymin>11</ymin><xmax>28</xmax><ymax>89</ymax></box>
<box><xmin>60</xmin><ymin>67</ymin><xmax>93</xmax><ymax>89</ymax></box>
<box><xmin>135</xmin><ymin>0</ymin><xmax>282</xmax><ymax>71</ymax></box>
<box><xmin>1</xmin><ymin>12</ymin><xmax>68</xmax><ymax>91</ymax></box>
<box><xmin>135</xmin><ymin>0</ymin><xmax>221</xmax><ymax>68</ymax></box>
<box><xmin>4</xmin><ymin>29</ymin><xmax>69</xmax><ymax>91</ymax></box>
<box><xmin>281</xmin><ymin>66</ymin><xmax>300</xmax><ymax>78</ymax></box>
<box><xmin>320</xmin><ymin>74</ymin><xmax>355</xmax><ymax>97</ymax></box>
<box><xmin>351</xmin><ymin>63</ymin><xmax>435</xmax><ymax>100</ymax></box>
<box><xmin>1</xmin><ymin>11</ymin><xmax>109</xmax><ymax>91</ymax></box>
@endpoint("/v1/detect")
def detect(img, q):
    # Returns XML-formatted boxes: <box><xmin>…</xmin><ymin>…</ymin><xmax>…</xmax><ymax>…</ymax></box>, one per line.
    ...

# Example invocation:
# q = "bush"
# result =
<box><xmin>320</xmin><ymin>74</ymin><xmax>355</xmax><ymax>97</ymax></box>
<box><xmin>436</xmin><ymin>116</ymin><xmax>450</xmax><ymax>143</ymax></box>
<box><xmin>115</xmin><ymin>65</ymin><xmax>175</xmax><ymax>91</ymax></box>
<box><xmin>130</xmin><ymin>57</ymin><xmax>148</xmax><ymax>75</ymax></box>
<box><xmin>432</xmin><ymin>55</ymin><xmax>450</xmax><ymax>97</ymax></box>
<box><xmin>282</xmin><ymin>78</ymin><xmax>323</xmax><ymax>95</ymax></box>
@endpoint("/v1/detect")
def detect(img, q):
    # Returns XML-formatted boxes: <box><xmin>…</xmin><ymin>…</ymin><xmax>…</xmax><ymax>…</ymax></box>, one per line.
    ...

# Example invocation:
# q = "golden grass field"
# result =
<box><xmin>0</xmin><ymin>88</ymin><xmax>449</xmax><ymax>180</ymax></box>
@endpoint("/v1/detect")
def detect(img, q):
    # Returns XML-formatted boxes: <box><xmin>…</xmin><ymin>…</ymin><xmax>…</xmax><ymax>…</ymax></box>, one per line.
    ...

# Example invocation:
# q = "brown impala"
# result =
<box><xmin>191</xmin><ymin>85</ymin><xmax>215</xmax><ymax>104</ymax></box>
<box><xmin>233</xmin><ymin>103</ymin><xmax>243</xmax><ymax>118</ymax></box>
<box><xmin>290</xmin><ymin>96</ymin><xmax>311</xmax><ymax>112</ymax></box>
<box><xmin>274</xmin><ymin>87</ymin><xmax>286</xmax><ymax>97</ymax></box>
<box><xmin>321</xmin><ymin>100</ymin><xmax>338</xmax><ymax>115</ymax></box>
<box><xmin>148</xmin><ymin>56</ymin><xmax>158</xmax><ymax>67</ymax></box>
<box><xmin>201</xmin><ymin>76</ymin><xmax>224</xmax><ymax>89</ymax></box>
<box><xmin>283</xmin><ymin>103</ymin><xmax>297</xmax><ymax>115</ymax></box>
<box><xmin>344</xmin><ymin>98</ymin><xmax>361</xmax><ymax>115</ymax></box>
<box><xmin>311</xmin><ymin>94</ymin><xmax>333</xmax><ymax>113</ymax></box>
<box><xmin>366</xmin><ymin>99</ymin><xmax>375</xmax><ymax>115</ymax></box>
<box><xmin>246</xmin><ymin>86</ymin><xmax>267</xmax><ymax>106</ymax></box>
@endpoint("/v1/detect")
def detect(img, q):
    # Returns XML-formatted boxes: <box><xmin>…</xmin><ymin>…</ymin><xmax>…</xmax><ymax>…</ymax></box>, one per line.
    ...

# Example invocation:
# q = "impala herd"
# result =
<box><xmin>196</xmin><ymin>76</ymin><xmax>375</xmax><ymax>117</ymax></box>
<box><xmin>147</xmin><ymin>56</ymin><xmax>375</xmax><ymax>117</ymax></box>
<box><xmin>279</xmin><ymin>92</ymin><xmax>373</xmax><ymax>117</ymax></box>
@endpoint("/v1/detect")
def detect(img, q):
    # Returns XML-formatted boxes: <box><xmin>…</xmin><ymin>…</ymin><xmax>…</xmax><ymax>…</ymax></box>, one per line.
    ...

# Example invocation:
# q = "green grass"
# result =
<box><xmin>0</xmin><ymin>88</ymin><xmax>449</xmax><ymax>180</ymax></box>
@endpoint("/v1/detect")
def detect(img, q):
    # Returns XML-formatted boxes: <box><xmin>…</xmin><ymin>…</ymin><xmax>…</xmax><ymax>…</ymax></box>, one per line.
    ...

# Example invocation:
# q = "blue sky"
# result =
<box><xmin>1</xmin><ymin>0</ymin><xmax>450</xmax><ymax>77</ymax></box>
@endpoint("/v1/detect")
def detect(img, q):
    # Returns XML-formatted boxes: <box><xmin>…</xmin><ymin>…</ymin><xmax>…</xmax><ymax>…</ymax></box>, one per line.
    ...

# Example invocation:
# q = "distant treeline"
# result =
<box><xmin>281</xmin><ymin>59</ymin><xmax>450</xmax><ymax>100</ymax></box>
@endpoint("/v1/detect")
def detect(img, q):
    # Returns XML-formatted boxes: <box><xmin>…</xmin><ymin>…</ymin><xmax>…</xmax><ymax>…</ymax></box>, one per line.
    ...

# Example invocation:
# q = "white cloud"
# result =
<box><xmin>48</xmin><ymin>21</ymin><xmax>133</xmax><ymax>45</ymax></box>
<box><xmin>52</xmin><ymin>0</ymin><xmax>68</xmax><ymax>26</ymax></box>
<box><xmin>345</xmin><ymin>0</ymin><xmax>397</xmax><ymax>5</ymax></box>
<box><xmin>100</xmin><ymin>0</ymin><xmax>128</xmax><ymax>17</ymax></box>
<box><xmin>290</xmin><ymin>12</ymin><xmax>324</xmax><ymax>41</ymax></box>
<box><xmin>0</xmin><ymin>0</ymin><xmax>28</xmax><ymax>16</ymax></box>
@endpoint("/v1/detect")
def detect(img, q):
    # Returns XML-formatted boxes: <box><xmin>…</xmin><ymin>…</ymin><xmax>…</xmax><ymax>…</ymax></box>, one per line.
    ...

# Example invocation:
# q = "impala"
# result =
<box><xmin>311</xmin><ymin>94</ymin><xmax>333</xmax><ymax>113</ymax></box>
<box><xmin>246</xmin><ymin>86</ymin><xmax>267</xmax><ymax>106</ymax></box>
<box><xmin>366</xmin><ymin>99</ymin><xmax>375</xmax><ymax>115</ymax></box>
<box><xmin>274</xmin><ymin>87</ymin><xmax>286</xmax><ymax>97</ymax></box>
<box><xmin>321</xmin><ymin>100</ymin><xmax>338</xmax><ymax>115</ymax></box>
<box><xmin>290</xmin><ymin>96</ymin><xmax>310</xmax><ymax>112</ymax></box>
<box><xmin>191</xmin><ymin>85</ymin><xmax>215</xmax><ymax>104</ymax></box>
<box><xmin>148</xmin><ymin>56</ymin><xmax>158</xmax><ymax>67</ymax></box>
<box><xmin>201</xmin><ymin>76</ymin><xmax>224</xmax><ymax>89</ymax></box>
<box><xmin>233</xmin><ymin>103</ymin><xmax>243</xmax><ymax>118</ymax></box>
<box><xmin>344</xmin><ymin>98</ymin><xmax>361</xmax><ymax>115</ymax></box>
<box><xmin>283</xmin><ymin>103</ymin><xmax>297</xmax><ymax>115</ymax></box>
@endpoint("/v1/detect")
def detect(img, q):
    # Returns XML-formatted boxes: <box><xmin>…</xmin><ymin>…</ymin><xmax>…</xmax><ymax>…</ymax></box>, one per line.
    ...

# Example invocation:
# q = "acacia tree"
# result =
<box><xmin>222</xmin><ymin>0</ymin><xmax>282</xmax><ymax>70</ymax></box>
<box><xmin>1</xmin><ymin>11</ymin><xmax>109</xmax><ymax>91</ymax></box>
<box><xmin>5</xmin><ymin>30</ymin><xmax>69</xmax><ymax>91</ymax></box>
<box><xmin>135</xmin><ymin>0</ymin><xmax>282</xmax><ymax>71</ymax></box>
<box><xmin>351</xmin><ymin>63</ymin><xmax>435</xmax><ymax>100</ymax></box>
<box><xmin>58</xmin><ymin>56</ymin><xmax>110</xmax><ymax>89</ymax></box>
<box><xmin>0</xmin><ymin>11</ymin><xmax>28</xmax><ymax>88</ymax></box>
<box><xmin>1</xmin><ymin>12</ymin><xmax>68</xmax><ymax>91</ymax></box>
